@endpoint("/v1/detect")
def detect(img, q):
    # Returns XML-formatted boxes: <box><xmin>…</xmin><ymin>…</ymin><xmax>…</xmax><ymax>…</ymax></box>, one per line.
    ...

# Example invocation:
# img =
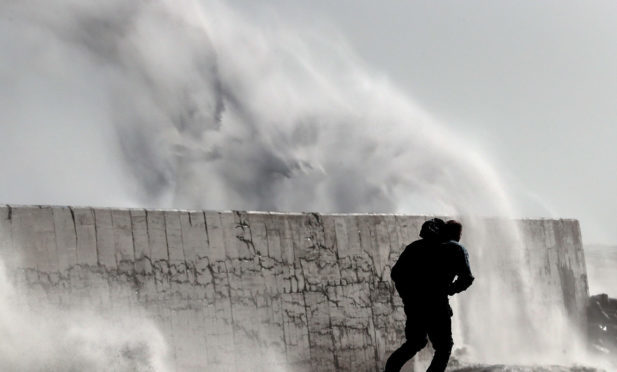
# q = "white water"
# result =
<box><xmin>0</xmin><ymin>0</ymin><xmax>603</xmax><ymax>370</ymax></box>
<box><xmin>0</xmin><ymin>253</ymin><xmax>170</xmax><ymax>371</ymax></box>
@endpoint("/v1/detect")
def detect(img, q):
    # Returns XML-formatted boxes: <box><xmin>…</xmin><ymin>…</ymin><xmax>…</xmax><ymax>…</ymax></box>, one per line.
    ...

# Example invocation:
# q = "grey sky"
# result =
<box><xmin>233</xmin><ymin>0</ymin><xmax>617</xmax><ymax>244</ymax></box>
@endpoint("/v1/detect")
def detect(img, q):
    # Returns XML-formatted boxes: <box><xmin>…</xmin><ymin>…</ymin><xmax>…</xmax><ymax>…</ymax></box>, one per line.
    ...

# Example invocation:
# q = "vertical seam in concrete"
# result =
<box><xmin>301</xmin><ymin>291</ymin><xmax>314</xmax><ymax>369</ymax></box>
<box><xmin>163</xmin><ymin>211</ymin><xmax>176</xmax><ymax>371</ymax></box>
<box><xmin>130</xmin><ymin>210</ymin><xmax>137</xmax><ymax>264</ymax></box>
<box><xmin>279</xmin><ymin>294</ymin><xmax>289</xmax><ymax>365</ymax></box>
<box><xmin>179</xmin><ymin>212</ymin><xmax>187</xmax><ymax>288</ymax></box>
<box><xmin>69</xmin><ymin>207</ymin><xmax>78</xmax><ymax>264</ymax></box>
<box><xmin>184</xmin><ymin>212</ymin><xmax>197</xmax><ymax>286</ymax></box>
<box><xmin>162</xmin><ymin>213</ymin><xmax>178</xmax><ymax>372</ymax></box>
<box><xmin>144</xmin><ymin>209</ymin><xmax>151</xmax><ymax>270</ymax></box>
<box><xmin>291</xmin><ymin>218</ymin><xmax>297</xmax><ymax>265</ymax></box>
<box><xmin>129</xmin><ymin>210</ymin><xmax>140</xmax><ymax>303</ymax></box>
<box><xmin>235</xmin><ymin>211</ymin><xmax>255</xmax><ymax>257</ymax></box>
<box><xmin>263</xmin><ymin>213</ymin><xmax>271</xmax><ymax>258</ymax></box>
<box><xmin>223</xmin><ymin>259</ymin><xmax>239</xmax><ymax>372</ymax></box>
<box><xmin>202</xmin><ymin>211</ymin><xmax>210</xmax><ymax>253</ymax></box>
<box><xmin>92</xmin><ymin>208</ymin><xmax>100</xmax><ymax>267</ymax></box>
<box><xmin>50</xmin><ymin>207</ymin><xmax>60</xmax><ymax>274</ymax></box>
<box><xmin>127</xmin><ymin>209</ymin><xmax>136</xmax><ymax>281</ymax></box>
<box><xmin>111</xmin><ymin>211</ymin><xmax>119</xmax><ymax>269</ymax></box>
<box><xmin>368</xmin><ymin>285</ymin><xmax>380</xmax><ymax>371</ymax></box>
<box><xmin>271</xmin><ymin>213</ymin><xmax>289</xmax><ymax>366</ymax></box>
<box><xmin>327</xmin><ymin>301</ymin><xmax>340</xmax><ymax>371</ymax></box>
<box><xmin>1</xmin><ymin>206</ymin><xmax>14</xmax><ymax>279</ymax></box>
<box><xmin>163</xmin><ymin>212</ymin><xmax>171</xmax><ymax>264</ymax></box>
<box><xmin>246</xmin><ymin>213</ymin><xmax>255</xmax><ymax>257</ymax></box>
<box><xmin>313</xmin><ymin>217</ymin><xmax>341</xmax><ymax>371</ymax></box>
<box><xmin>368</xmin><ymin>222</ymin><xmax>379</xmax><ymax>279</ymax></box>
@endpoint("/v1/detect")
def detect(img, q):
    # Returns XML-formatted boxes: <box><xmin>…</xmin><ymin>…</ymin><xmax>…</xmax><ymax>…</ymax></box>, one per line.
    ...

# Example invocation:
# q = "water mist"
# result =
<box><xmin>0</xmin><ymin>227</ymin><xmax>170</xmax><ymax>372</ymax></box>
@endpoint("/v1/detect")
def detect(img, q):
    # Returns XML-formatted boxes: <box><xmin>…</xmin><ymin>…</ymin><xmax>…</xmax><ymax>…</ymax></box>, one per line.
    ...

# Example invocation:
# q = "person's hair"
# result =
<box><xmin>419</xmin><ymin>218</ymin><xmax>445</xmax><ymax>240</ymax></box>
<box><xmin>444</xmin><ymin>220</ymin><xmax>463</xmax><ymax>241</ymax></box>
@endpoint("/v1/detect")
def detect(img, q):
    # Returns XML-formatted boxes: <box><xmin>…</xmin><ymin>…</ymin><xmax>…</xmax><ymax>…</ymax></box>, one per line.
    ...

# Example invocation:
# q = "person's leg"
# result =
<box><xmin>426</xmin><ymin>312</ymin><xmax>453</xmax><ymax>372</ymax></box>
<box><xmin>384</xmin><ymin>314</ymin><xmax>428</xmax><ymax>372</ymax></box>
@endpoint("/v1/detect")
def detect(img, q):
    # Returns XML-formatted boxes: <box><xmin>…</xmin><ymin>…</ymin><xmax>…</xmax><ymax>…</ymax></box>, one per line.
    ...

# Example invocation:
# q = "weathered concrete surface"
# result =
<box><xmin>519</xmin><ymin>219</ymin><xmax>590</xmax><ymax>329</ymax></box>
<box><xmin>0</xmin><ymin>206</ymin><xmax>589</xmax><ymax>371</ymax></box>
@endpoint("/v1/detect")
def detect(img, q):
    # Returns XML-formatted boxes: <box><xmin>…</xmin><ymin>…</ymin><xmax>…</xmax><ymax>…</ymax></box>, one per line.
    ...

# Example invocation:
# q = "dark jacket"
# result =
<box><xmin>391</xmin><ymin>238</ymin><xmax>474</xmax><ymax>306</ymax></box>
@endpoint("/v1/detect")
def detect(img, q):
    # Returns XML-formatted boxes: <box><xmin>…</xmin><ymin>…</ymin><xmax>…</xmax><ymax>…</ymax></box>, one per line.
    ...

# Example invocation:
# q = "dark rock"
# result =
<box><xmin>587</xmin><ymin>294</ymin><xmax>617</xmax><ymax>358</ymax></box>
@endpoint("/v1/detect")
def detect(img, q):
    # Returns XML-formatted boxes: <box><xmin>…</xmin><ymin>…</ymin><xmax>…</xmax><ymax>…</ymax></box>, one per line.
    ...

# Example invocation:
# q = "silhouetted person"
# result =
<box><xmin>385</xmin><ymin>219</ymin><xmax>474</xmax><ymax>372</ymax></box>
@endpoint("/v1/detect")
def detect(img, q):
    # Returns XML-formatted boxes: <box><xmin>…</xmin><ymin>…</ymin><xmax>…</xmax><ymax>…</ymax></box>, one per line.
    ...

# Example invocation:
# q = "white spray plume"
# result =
<box><xmin>0</xmin><ymin>258</ymin><xmax>170</xmax><ymax>371</ymax></box>
<box><xmin>0</xmin><ymin>0</ymin><xmax>513</xmax><ymax>217</ymax></box>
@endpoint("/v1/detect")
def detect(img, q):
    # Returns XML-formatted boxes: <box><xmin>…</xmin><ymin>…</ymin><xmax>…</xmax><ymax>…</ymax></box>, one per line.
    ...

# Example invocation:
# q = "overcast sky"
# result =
<box><xmin>232</xmin><ymin>0</ymin><xmax>617</xmax><ymax>244</ymax></box>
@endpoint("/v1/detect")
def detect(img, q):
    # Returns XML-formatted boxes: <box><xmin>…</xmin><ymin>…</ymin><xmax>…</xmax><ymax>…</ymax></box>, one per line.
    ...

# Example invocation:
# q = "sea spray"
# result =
<box><xmin>0</xmin><ymin>255</ymin><xmax>170</xmax><ymax>371</ymax></box>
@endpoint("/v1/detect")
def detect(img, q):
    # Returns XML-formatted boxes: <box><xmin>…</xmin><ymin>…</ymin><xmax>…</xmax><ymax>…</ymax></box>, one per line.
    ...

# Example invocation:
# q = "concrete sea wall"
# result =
<box><xmin>0</xmin><ymin>206</ymin><xmax>588</xmax><ymax>371</ymax></box>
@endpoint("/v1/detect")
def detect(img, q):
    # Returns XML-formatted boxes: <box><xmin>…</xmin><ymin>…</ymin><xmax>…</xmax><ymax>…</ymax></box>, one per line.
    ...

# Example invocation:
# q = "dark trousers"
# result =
<box><xmin>384</xmin><ymin>305</ymin><xmax>453</xmax><ymax>372</ymax></box>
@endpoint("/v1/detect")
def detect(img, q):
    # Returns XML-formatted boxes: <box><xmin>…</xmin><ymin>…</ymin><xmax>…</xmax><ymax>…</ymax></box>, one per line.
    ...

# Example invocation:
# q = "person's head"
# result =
<box><xmin>444</xmin><ymin>220</ymin><xmax>463</xmax><ymax>242</ymax></box>
<box><xmin>419</xmin><ymin>218</ymin><xmax>445</xmax><ymax>241</ymax></box>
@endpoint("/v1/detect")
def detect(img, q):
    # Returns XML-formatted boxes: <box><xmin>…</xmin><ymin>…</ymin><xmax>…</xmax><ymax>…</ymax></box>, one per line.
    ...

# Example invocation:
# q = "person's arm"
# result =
<box><xmin>391</xmin><ymin>245</ymin><xmax>411</xmax><ymax>283</ymax></box>
<box><xmin>448</xmin><ymin>243</ymin><xmax>474</xmax><ymax>295</ymax></box>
